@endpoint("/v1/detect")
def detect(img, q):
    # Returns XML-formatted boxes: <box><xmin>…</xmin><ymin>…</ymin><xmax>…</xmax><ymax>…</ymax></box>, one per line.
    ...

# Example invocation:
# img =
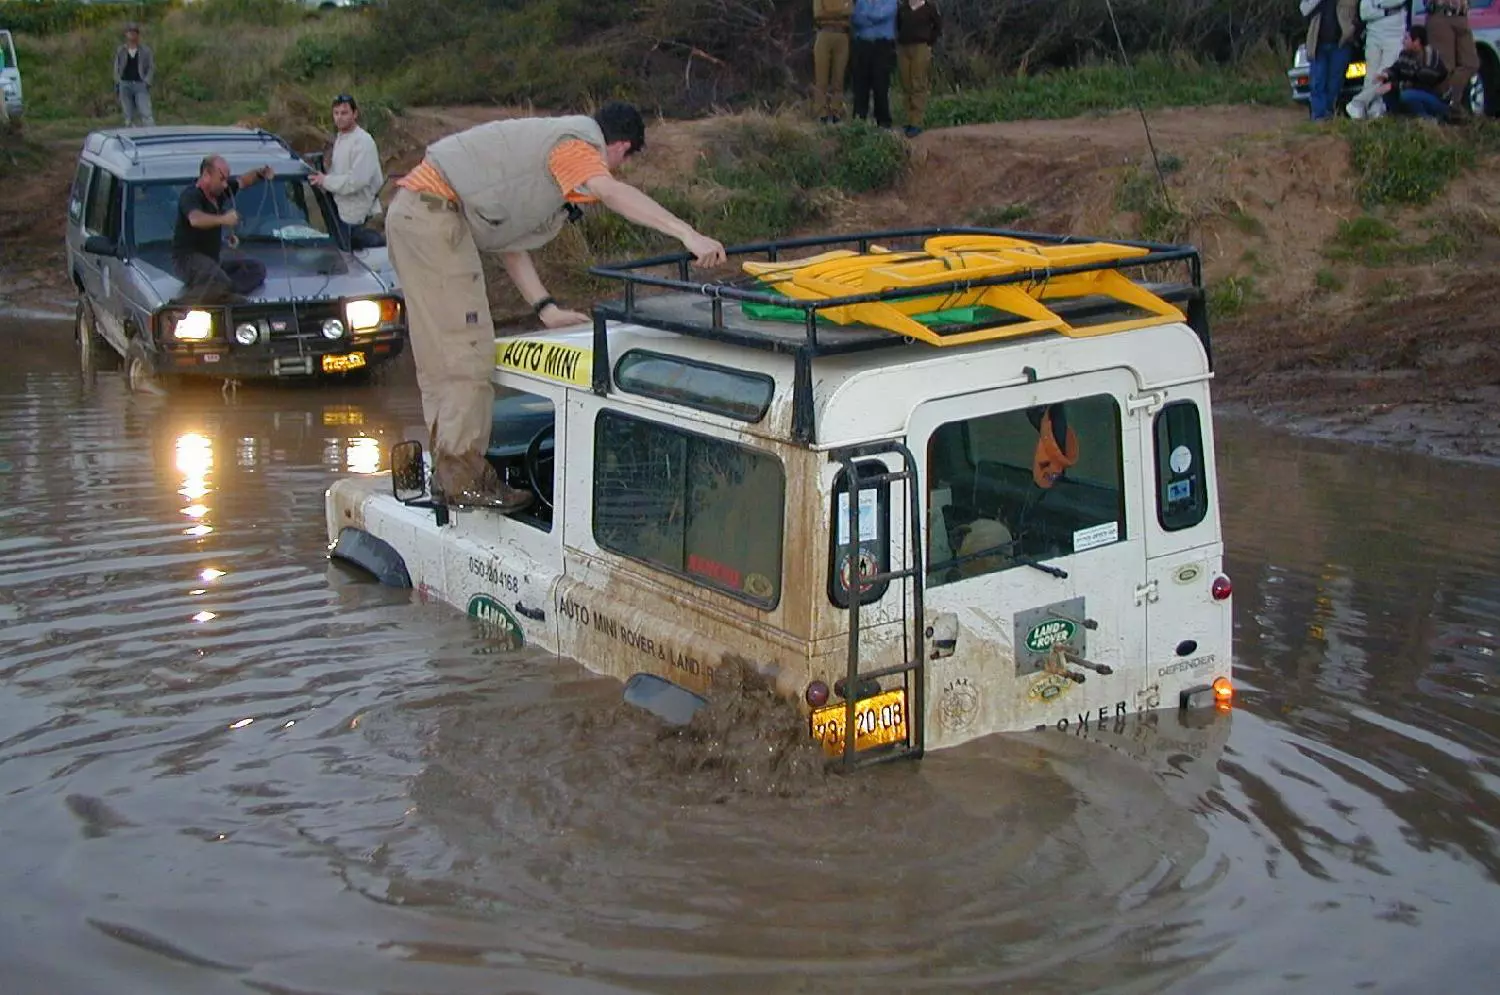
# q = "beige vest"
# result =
<box><xmin>426</xmin><ymin>115</ymin><xmax>608</xmax><ymax>253</ymax></box>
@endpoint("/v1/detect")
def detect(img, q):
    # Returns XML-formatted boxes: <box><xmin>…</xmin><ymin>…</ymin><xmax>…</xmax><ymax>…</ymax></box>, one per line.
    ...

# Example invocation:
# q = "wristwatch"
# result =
<box><xmin>531</xmin><ymin>295</ymin><xmax>556</xmax><ymax>316</ymax></box>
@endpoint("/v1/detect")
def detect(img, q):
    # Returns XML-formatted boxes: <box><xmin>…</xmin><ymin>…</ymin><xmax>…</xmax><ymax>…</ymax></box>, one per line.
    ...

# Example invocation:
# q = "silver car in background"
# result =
<box><xmin>65</xmin><ymin>126</ymin><xmax>406</xmax><ymax>390</ymax></box>
<box><xmin>1</xmin><ymin>29</ymin><xmax>22</xmax><ymax>121</ymax></box>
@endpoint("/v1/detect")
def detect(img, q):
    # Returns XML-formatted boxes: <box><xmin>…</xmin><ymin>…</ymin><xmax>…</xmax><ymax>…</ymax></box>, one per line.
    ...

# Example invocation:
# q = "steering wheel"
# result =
<box><xmin>524</xmin><ymin>423</ymin><xmax>555</xmax><ymax>511</ymax></box>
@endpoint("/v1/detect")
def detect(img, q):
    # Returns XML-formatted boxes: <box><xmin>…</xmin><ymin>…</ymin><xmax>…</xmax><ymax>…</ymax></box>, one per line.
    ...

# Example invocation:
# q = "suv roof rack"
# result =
<box><xmin>586</xmin><ymin>227</ymin><xmax>1210</xmax><ymax>443</ymax></box>
<box><xmin>95</xmin><ymin>127</ymin><xmax>300</xmax><ymax>164</ymax></box>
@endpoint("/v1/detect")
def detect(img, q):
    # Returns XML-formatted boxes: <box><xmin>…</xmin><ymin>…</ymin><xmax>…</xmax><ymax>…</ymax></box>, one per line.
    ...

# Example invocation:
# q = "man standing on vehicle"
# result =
<box><xmin>1347</xmin><ymin>1</ymin><xmax>1410</xmax><ymax>120</ymax></box>
<box><xmin>1426</xmin><ymin>0</ymin><xmax>1479</xmax><ymax>118</ymax></box>
<box><xmin>113</xmin><ymin>22</ymin><xmax>155</xmax><ymax>128</ymax></box>
<box><xmin>386</xmin><ymin>102</ymin><xmax>726</xmax><ymax>512</ymax></box>
<box><xmin>1299</xmin><ymin>0</ymin><xmax>1359</xmax><ymax>121</ymax></box>
<box><xmin>310</xmin><ymin>93</ymin><xmax>385</xmax><ymax>249</ymax></box>
<box><xmin>172</xmin><ymin>156</ymin><xmax>274</xmax><ymax>304</ymax></box>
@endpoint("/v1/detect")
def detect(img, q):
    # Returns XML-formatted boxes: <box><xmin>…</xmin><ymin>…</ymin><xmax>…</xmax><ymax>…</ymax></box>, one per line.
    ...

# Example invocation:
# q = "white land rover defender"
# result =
<box><xmin>326</xmin><ymin>228</ymin><xmax>1234</xmax><ymax>764</ymax></box>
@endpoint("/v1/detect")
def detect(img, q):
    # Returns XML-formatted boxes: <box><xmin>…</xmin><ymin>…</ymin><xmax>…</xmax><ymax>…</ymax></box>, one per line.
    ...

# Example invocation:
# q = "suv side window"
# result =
<box><xmin>69</xmin><ymin>163</ymin><xmax>92</xmax><ymax>225</ymax></box>
<box><xmin>84</xmin><ymin>169</ymin><xmax>121</xmax><ymax>240</ymax></box>
<box><xmin>593</xmin><ymin>411</ymin><xmax>784</xmax><ymax>608</ymax></box>
<box><xmin>1153</xmin><ymin>400</ymin><xmax>1209</xmax><ymax>531</ymax></box>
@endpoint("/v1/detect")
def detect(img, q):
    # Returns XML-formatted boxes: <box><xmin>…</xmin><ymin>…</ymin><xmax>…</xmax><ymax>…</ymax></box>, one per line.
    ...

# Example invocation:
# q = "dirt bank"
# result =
<box><xmin>4</xmin><ymin>104</ymin><xmax>1497</xmax><ymax>461</ymax></box>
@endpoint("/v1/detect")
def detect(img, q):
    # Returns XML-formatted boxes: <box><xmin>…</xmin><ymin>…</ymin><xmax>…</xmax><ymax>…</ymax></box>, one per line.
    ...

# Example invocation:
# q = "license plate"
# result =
<box><xmin>811</xmin><ymin>687</ymin><xmax>908</xmax><ymax>756</ymax></box>
<box><xmin>1346</xmin><ymin>62</ymin><xmax>1366</xmax><ymax>79</ymax></box>
<box><xmin>321</xmin><ymin>352</ymin><xmax>366</xmax><ymax>373</ymax></box>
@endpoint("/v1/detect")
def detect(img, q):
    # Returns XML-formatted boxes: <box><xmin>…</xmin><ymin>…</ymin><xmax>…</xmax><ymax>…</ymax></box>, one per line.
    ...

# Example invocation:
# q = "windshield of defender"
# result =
<box><xmin>129</xmin><ymin>177</ymin><xmax>337</xmax><ymax>250</ymax></box>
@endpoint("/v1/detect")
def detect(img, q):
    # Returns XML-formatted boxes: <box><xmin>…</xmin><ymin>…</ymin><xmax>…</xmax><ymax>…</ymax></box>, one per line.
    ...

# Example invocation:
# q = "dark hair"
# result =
<box><xmin>333</xmin><ymin>93</ymin><xmax>359</xmax><ymax>112</ymax></box>
<box><xmin>594</xmin><ymin>101</ymin><xmax>645</xmax><ymax>155</ymax></box>
<box><xmin>1409</xmin><ymin>24</ymin><xmax>1427</xmax><ymax>45</ymax></box>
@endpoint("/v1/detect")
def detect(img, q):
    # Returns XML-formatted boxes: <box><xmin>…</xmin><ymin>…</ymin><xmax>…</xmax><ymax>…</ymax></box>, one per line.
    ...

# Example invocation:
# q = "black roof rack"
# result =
<box><xmin>585</xmin><ymin>227</ymin><xmax>1209</xmax><ymax>444</ymax></box>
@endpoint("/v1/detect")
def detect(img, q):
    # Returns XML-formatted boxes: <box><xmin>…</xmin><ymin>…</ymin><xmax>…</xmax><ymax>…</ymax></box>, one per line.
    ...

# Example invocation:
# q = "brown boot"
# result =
<box><xmin>432</xmin><ymin>452</ymin><xmax>534</xmax><ymax>514</ymax></box>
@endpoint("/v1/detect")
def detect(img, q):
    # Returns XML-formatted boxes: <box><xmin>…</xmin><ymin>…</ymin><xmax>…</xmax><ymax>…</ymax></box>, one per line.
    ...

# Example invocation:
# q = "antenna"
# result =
<box><xmin>1102</xmin><ymin>0</ymin><xmax>1173</xmax><ymax>211</ymax></box>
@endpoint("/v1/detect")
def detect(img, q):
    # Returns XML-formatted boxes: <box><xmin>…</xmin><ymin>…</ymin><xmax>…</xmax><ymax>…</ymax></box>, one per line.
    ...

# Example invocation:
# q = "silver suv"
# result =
<box><xmin>66</xmin><ymin>126</ymin><xmax>406</xmax><ymax>389</ymax></box>
<box><xmin>1</xmin><ymin>29</ymin><xmax>22</xmax><ymax>121</ymax></box>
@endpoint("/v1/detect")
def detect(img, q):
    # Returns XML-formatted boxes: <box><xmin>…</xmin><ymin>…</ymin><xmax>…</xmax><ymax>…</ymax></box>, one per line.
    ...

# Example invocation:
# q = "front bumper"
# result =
<box><xmin>156</xmin><ymin>330</ymin><xmax>406</xmax><ymax>379</ymax></box>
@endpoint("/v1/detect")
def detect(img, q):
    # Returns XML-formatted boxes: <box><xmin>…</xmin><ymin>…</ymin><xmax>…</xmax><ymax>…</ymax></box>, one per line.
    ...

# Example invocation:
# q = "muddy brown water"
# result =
<box><xmin>1</xmin><ymin>317</ymin><xmax>1497</xmax><ymax>994</ymax></box>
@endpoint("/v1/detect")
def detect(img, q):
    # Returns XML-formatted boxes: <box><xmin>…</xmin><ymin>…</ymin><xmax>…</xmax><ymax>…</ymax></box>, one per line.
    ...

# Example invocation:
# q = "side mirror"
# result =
<box><xmin>83</xmin><ymin>235</ymin><xmax>118</xmax><ymax>257</ymax></box>
<box><xmin>390</xmin><ymin>440</ymin><xmax>427</xmax><ymax>503</ymax></box>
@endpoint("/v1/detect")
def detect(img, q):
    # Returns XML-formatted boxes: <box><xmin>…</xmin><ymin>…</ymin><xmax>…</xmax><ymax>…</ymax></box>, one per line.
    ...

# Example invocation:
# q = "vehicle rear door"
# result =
<box><xmin>908</xmin><ymin>369</ymin><xmax>1149</xmax><ymax>747</ymax></box>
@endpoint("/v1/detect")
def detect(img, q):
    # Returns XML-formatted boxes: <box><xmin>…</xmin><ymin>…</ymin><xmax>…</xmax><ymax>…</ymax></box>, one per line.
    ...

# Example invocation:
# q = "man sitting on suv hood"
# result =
<box><xmin>173</xmin><ymin>155</ymin><xmax>274</xmax><ymax>304</ymax></box>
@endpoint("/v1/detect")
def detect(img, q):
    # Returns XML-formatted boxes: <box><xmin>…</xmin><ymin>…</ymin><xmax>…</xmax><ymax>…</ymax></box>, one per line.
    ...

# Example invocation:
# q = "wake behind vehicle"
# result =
<box><xmin>66</xmin><ymin>126</ymin><xmax>406</xmax><ymax>390</ymax></box>
<box><xmin>327</xmin><ymin>227</ymin><xmax>1235</xmax><ymax>764</ymax></box>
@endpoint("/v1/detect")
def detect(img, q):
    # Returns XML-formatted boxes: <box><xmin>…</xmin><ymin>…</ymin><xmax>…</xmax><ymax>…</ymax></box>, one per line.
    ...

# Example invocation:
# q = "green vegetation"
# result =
<box><xmin>1207</xmin><ymin>274</ymin><xmax>1257</xmax><ymax>319</ymax></box>
<box><xmin>971</xmin><ymin>203</ymin><xmax>1033</xmax><ymax>227</ymax></box>
<box><xmin>928</xmin><ymin>55</ymin><xmax>1286</xmax><ymax>128</ymax></box>
<box><xmin>1115</xmin><ymin>166</ymin><xmax>1186</xmax><ymax>242</ymax></box>
<box><xmin>1314</xmin><ymin>267</ymin><xmax>1344</xmax><ymax>292</ymax></box>
<box><xmin>1324</xmin><ymin>213</ymin><xmax>1462</xmax><ymax>266</ymax></box>
<box><xmin>1345</xmin><ymin>118</ymin><xmax>1500</xmax><ymax>207</ymax></box>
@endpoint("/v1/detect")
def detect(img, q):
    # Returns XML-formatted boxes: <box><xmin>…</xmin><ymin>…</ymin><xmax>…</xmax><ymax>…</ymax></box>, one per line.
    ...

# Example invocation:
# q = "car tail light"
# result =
<box><xmin>1211</xmin><ymin>575</ymin><xmax>1232</xmax><ymax>601</ymax></box>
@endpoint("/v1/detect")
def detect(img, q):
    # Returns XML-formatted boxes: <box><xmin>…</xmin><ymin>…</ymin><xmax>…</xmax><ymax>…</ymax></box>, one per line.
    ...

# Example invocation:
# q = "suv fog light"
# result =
<box><xmin>234</xmin><ymin>323</ymin><xmax>259</xmax><ymax>346</ymax></box>
<box><xmin>321</xmin><ymin>318</ymin><xmax>346</xmax><ymax>340</ymax></box>
<box><xmin>173</xmin><ymin>310</ymin><xmax>214</xmax><ymax>341</ymax></box>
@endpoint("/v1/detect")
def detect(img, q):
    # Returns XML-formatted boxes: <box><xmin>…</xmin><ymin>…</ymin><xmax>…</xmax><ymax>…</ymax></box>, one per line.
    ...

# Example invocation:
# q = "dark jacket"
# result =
<box><xmin>1389</xmin><ymin>44</ymin><xmax>1448</xmax><ymax>95</ymax></box>
<box><xmin>113</xmin><ymin>44</ymin><xmax>155</xmax><ymax>86</ymax></box>
<box><xmin>897</xmin><ymin>0</ymin><xmax>941</xmax><ymax>46</ymax></box>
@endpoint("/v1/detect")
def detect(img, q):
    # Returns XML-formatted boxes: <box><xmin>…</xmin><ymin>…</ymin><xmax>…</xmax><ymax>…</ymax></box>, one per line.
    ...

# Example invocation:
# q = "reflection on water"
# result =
<box><xmin>0</xmin><ymin>319</ymin><xmax>1496</xmax><ymax>994</ymax></box>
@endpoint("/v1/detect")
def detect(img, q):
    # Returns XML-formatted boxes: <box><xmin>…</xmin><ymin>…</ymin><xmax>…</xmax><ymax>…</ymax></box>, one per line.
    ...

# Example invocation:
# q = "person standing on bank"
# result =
<box><xmin>310</xmin><ymin>94</ymin><xmax>385</xmax><ymax>249</ymax></box>
<box><xmin>173</xmin><ymin>156</ymin><xmax>274</xmax><ymax>303</ymax></box>
<box><xmin>1299</xmin><ymin>0</ymin><xmax>1359</xmax><ymax>121</ymax></box>
<box><xmin>896</xmin><ymin>0</ymin><xmax>940</xmax><ymax>137</ymax></box>
<box><xmin>812</xmin><ymin>0</ymin><xmax>853</xmax><ymax>124</ymax></box>
<box><xmin>1426</xmin><ymin>1</ymin><xmax>1479</xmax><ymax>118</ymax></box>
<box><xmin>850</xmin><ymin>0</ymin><xmax>898</xmax><ymax>128</ymax></box>
<box><xmin>113</xmin><ymin>22</ymin><xmax>155</xmax><ymax>128</ymax></box>
<box><xmin>1346</xmin><ymin>1</ymin><xmax>1411</xmax><ymax>121</ymax></box>
<box><xmin>386</xmin><ymin>102</ymin><xmax>726</xmax><ymax>512</ymax></box>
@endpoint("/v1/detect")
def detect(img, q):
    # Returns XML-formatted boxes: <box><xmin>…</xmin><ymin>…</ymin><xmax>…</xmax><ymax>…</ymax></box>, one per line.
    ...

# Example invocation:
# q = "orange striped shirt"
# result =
<box><xmin>395</xmin><ymin>140</ymin><xmax>610</xmax><ymax>206</ymax></box>
<box><xmin>548</xmin><ymin>139</ymin><xmax>610</xmax><ymax>204</ymax></box>
<box><xmin>395</xmin><ymin>158</ymin><xmax>457</xmax><ymax>201</ymax></box>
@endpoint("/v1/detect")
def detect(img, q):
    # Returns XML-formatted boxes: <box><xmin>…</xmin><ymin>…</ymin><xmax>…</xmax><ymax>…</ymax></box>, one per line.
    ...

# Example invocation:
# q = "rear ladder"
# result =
<box><xmin>831</xmin><ymin>442</ymin><xmax>926</xmax><ymax>768</ymax></box>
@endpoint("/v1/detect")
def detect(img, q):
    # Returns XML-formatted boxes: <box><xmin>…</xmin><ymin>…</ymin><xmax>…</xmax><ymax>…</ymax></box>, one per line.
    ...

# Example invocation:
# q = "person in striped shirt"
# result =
<box><xmin>387</xmin><ymin>102</ymin><xmax>725</xmax><ymax>512</ymax></box>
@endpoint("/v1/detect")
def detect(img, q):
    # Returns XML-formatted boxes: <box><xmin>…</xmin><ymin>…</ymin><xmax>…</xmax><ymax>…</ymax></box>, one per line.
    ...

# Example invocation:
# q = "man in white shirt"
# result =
<box><xmin>310</xmin><ymin>94</ymin><xmax>385</xmax><ymax>249</ymax></box>
<box><xmin>1347</xmin><ymin>1</ymin><xmax>1411</xmax><ymax>120</ymax></box>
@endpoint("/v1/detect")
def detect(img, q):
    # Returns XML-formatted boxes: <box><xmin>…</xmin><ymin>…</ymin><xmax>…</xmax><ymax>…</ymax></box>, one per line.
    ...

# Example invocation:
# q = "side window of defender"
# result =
<box><xmin>593</xmin><ymin>412</ymin><xmax>784</xmax><ymax>608</ymax></box>
<box><xmin>69</xmin><ymin>162</ymin><xmax>93</xmax><ymax>225</ymax></box>
<box><xmin>1153</xmin><ymin>400</ymin><xmax>1209</xmax><ymax>530</ymax></box>
<box><xmin>925</xmin><ymin>394</ymin><xmax>1126</xmax><ymax>587</ymax></box>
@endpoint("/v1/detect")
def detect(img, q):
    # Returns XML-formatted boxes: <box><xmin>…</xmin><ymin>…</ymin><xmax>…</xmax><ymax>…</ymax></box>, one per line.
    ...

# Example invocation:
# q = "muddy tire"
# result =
<box><xmin>75</xmin><ymin>298</ymin><xmax>118</xmax><ymax>372</ymax></box>
<box><xmin>124</xmin><ymin>338</ymin><xmax>162</xmax><ymax>395</ymax></box>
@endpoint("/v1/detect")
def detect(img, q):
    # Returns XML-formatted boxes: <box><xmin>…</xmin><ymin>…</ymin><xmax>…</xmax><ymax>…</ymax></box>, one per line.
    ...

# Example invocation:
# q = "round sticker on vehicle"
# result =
<box><xmin>1169</xmin><ymin>445</ymin><xmax>1193</xmax><ymax>474</ymax></box>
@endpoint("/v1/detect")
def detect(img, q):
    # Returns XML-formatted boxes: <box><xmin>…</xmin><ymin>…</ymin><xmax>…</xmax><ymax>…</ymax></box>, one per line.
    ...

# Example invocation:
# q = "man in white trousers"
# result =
<box><xmin>1348</xmin><ymin>1</ymin><xmax>1411</xmax><ymax>120</ymax></box>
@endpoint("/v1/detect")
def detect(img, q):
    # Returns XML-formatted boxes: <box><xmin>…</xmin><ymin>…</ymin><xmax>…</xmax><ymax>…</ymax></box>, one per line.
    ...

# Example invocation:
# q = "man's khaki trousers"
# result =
<box><xmin>897</xmin><ymin>42</ymin><xmax>933</xmax><ymax>127</ymax></box>
<box><xmin>813</xmin><ymin>28</ymin><xmax>851</xmax><ymax>118</ymax></box>
<box><xmin>386</xmin><ymin>186</ymin><xmax>495</xmax><ymax>490</ymax></box>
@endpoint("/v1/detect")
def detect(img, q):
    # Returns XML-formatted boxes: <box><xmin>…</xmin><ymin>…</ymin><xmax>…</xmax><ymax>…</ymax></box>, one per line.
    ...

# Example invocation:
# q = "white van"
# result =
<box><xmin>0</xmin><ymin>30</ymin><xmax>22</xmax><ymax>122</ymax></box>
<box><xmin>326</xmin><ymin>229</ymin><xmax>1234</xmax><ymax>764</ymax></box>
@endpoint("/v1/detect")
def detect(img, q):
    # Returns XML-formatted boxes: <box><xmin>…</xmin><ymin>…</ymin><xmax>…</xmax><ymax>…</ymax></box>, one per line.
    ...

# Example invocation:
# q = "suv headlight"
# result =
<box><xmin>172</xmin><ymin>310</ymin><xmax>215</xmax><ymax>341</ymax></box>
<box><xmin>321</xmin><ymin>318</ymin><xmax>346</xmax><ymax>340</ymax></box>
<box><xmin>345</xmin><ymin>297</ymin><xmax>401</xmax><ymax>333</ymax></box>
<box><xmin>234</xmin><ymin>322</ymin><xmax>259</xmax><ymax>346</ymax></box>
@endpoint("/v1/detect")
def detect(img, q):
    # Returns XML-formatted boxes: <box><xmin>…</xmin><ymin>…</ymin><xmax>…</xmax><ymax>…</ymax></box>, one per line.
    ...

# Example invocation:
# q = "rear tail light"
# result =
<box><xmin>1213</xmin><ymin>676</ymin><xmax>1234</xmax><ymax>708</ymax></box>
<box><xmin>805</xmin><ymin>680</ymin><xmax>830</xmax><ymax>708</ymax></box>
<box><xmin>1211</xmin><ymin>575</ymin><xmax>1232</xmax><ymax>601</ymax></box>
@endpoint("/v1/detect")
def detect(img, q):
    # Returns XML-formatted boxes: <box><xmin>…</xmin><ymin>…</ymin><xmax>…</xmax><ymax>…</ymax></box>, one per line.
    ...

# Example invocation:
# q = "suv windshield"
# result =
<box><xmin>130</xmin><ymin>177</ymin><xmax>336</xmax><ymax>250</ymax></box>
